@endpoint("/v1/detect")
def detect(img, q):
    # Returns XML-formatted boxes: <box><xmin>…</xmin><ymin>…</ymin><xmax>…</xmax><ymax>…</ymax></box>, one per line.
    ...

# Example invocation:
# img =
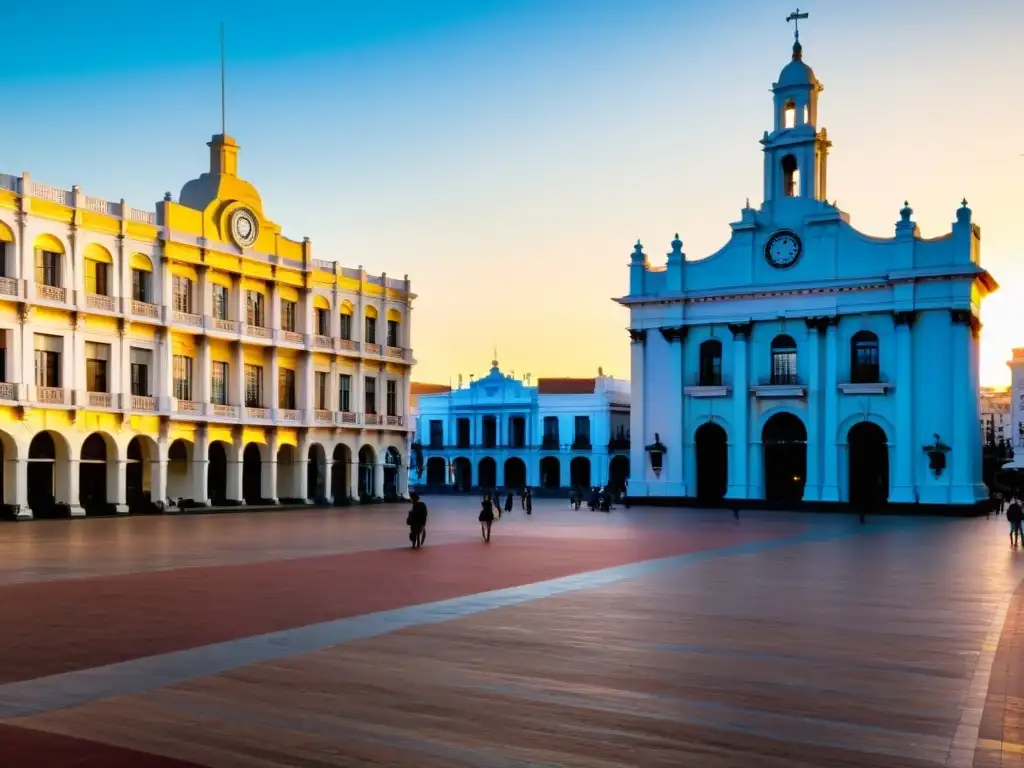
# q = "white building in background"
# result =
<box><xmin>411</xmin><ymin>360</ymin><xmax>630</xmax><ymax>492</ymax></box>
<box><xmin>617</xmin><ymin>23</ymin><xmax>996</xmax><ymax>510</ymax></box>
<box><xmin>980</xmin><ymin>387</ymin><xmax>1011</xmax><ymax>448</ymax></box>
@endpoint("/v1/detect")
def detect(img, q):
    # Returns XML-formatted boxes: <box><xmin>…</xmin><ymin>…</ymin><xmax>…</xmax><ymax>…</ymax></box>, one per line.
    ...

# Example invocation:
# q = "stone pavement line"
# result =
<box><xmin>946</xmin><ymin>591</ymin><xmax>1014</xmax><ymax>768</ymax></box>
<box><xmin>0</xmin><ymin>523</ymin><xmax>875</xmax><ymax>721</ymax></box>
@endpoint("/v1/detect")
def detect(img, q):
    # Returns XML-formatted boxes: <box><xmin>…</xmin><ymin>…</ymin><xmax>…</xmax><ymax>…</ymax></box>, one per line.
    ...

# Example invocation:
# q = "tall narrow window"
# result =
<box><xmin>339</xmin><ymin>373</ymin><xmax>352</xmax><ymax>412</ymax></box>
<box><xmin>542</xmin><ymin>416</ymin><xmax>559</xmax><ymax>448</ymax></box>
<box><xmin>246</xmin><ymin>291</ymin><xmax>265</xmax><ymax>327</ymax></box>
<box><xmin>33</xmin><ymin>334</ymin><xmax>61</xmax><ymax>387</ymax></box>
<box><xmin>429</xmin><ymin>420</ymin><xmax>443</xmax><ymax>448</ymax></box>
<box><xmin>573</xmin><ymin>416</ymin><xmax>591</xmax><ymax>448</ymax></box>
<box><xmin>850</xmin><ymin>331</ymin><xmax>880</xmax><ymax>383</ymax></box>
<box><xmin>131</xmin><ymin>269</ymin><xmax>149</xmax><ymax>302</ymax></box>
<box><xmin>85</xmin><ymin>260</ymin><xmax>109</xmax><ymax>296</ymax></box>
<box><xmin>364</xmin><ymin>376</ymin><xmax>377</xmax><ymax>414</ymax></box>
<box><xmin>172</xmin><ymin>276</ymin><xmax>192</xmax><ymax>314</ymax></box>
<box><xmin>211</xmin><ymin>284</ymin><xmax>229</xmax><ymax>320</ymax></box>
<box><xmin>783</xmin><ymin>99</ymin><xmax>796</xmax><ymax>129</ymax></box>
<box><xmin>130</xmin><ymin>348</ymin><xmax>153</xmax><ymax>397</ymax></box>
<box><xmin>210</xmin><ymin>361</ymin><xmax>227</xmax><ymax>404</ymax></box>
<box><xmin>698</xmin><ymin>339</ymin><xmax>723</xmax><ymax>386</ymax></box>
<box><xmin>782</xmin><ymin>155</ymin><xmax>799</xmax><ymax>197</ymax></box>
<box><xmin>456</xmin><ymin>418</ymin><xmax>471</xmax><ymax>448</ymax></box>
<box><xmin>314</xmin><ymin>371</ymin><xmax>328</xmax><ymax>410</ymax></box>
<box><xmin>245</xmin><ymin>365</ymin><xmax>263</xmax><ymax>407</ymax></box>
<box><xmin>172</xmin><ymin>355</ymin><xmax>193</xmax><ymax>400</ymax></box>
<box><xmin>35</xmin><ymin>250</ymin><xmax>61</xmax><ymax>287</ymax></box>
<box><xmin>339</xmin><ymin>312</ymin><xmax>352</xmax><ymax>340</ymax></box>
<box><xmin>770</xmin><ymin>335</ymin><xmax>798</xmax><ymax>384</ymax></box>
<box><xmin>0</xmin><ymin>241</ymin><xmax>7</xmax><ymax>278</ymax></box>
<box><xmin>281</xmin><ymin>300</ymin><xmax>296</xmax><ymax>332</ymax></box>
<box><xmin>365</xmin><ymin>316</ymin><xmax>377</xmax><ymax>344</ymax></box>
<box><xmin>278</xmin><ymin>369</ymin><xmax>295</xmax><ymax>409</ymax></box>
<box><xmin>386</xmin><ymin>379</ymin><xmax>397</xmax><ymax>416</ymax></box>
<box><xmin>315</xmin><ymin>308</ymin><xmax>329</xmax><ymax>336</ymax></box>
<box><xmin>84</xmin><ymin>342</ymin><xmax>109</xmax><ymax>392</ymax></box>
<box><xmin>386</xmin><ymin>319</ymin><xmax>399</xmax><ymax>347</ymax></box>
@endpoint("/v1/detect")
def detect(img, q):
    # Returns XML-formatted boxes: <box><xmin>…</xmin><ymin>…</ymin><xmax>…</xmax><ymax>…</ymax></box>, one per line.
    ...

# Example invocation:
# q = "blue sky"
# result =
<box><xmin>3</xmin><ymin>1</ymin><xmax>1022</xmax><ymax>384</ymax></box>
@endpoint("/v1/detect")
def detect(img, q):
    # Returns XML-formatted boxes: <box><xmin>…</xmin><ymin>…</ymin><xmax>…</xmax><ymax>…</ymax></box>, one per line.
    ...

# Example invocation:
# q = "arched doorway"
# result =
<box><xmin>80</xmin><ymin>433</ymin><xmax>109</xmax><ymax>513</ymax></box>
<box><xmin>478</xmin><ymin>457</ymin><xmax>496</xmax><ymax>489</ymax></box>
<box><xmin>28</xmin><ymin>432</ymin><xmax>59</xmax><ymax>516</ymax></box>
<box><xmin>358</xmin><ymin>445</ymin><xmax>376</xmax><ymax>498</ymax></box>
<box><xmin>570</xmin><ymin>456</ymin><xmax>591</xmax><ymax>489</ymax></box>
<box><xmin>608</xmin><ymin>455</ymin><xmax>629</xmax><ymax>495</ymax></box>
<box><xmin>308</xmin><ymin>444</ymin><xmax>327</xmax><ymax>502</ymax></box>
<box><xmin>539</xmin><ymin>456</ymin><xmax>560</xmax><ymax>489</ymax></box>
<box><xmin>207</xmin><ymin>442</ymin><xmax>228</xmax><ymax>504</ymax></box>
<box><xmin>126</xmin><ymin>437</ymin><xmax>148</xmax><ymax>507</ymax></box>
<box><xmin>332</xmin><ymin>444</ymin><xmax>351</xmax><ymax>503</ymax></box>
<box><xmin>695</xmin><ymin>422</ymin><xmax>728</xmax><ymax>502</ymax></box>
<box><xmin>383</xmin><ymin>446</ymin><xmax>401</xmax><ymax>499</ymax></box>
<box><xmin>762</xmin><ymin>412</ymin><xmax>807</xmax><ymax>504</ymax></box>
<box><xmin>242</xmin><ymin>444</ymin><xmax>263</xmax><ymax>504</ymax></box>
<box><xmin>426</xmin><ymin>457</ymin><xmax>447</xmax><ymax>486</ymax></box>
<box><xmin>277</xmin><ymin>444</ymin><xmax>298</xmax><ymax>500</ymax></box>
<box><xmin>848</xmin><ymin>422</ymin><xmax>889</xmax><ymax>507</ymax></box>
<box><xmin>166</xmin><ymin>439</ymin><xmax>193</xmax><ymax>503</ymax></box>
<box><xmin>504</xmin><ymin>457</ymin><xmax>526</xmax><ymax>490</ymax></box>
<box><xmin>452</xmin><ymin>457</ymin><xmax>471</xmax><ymax>490</ymax></box>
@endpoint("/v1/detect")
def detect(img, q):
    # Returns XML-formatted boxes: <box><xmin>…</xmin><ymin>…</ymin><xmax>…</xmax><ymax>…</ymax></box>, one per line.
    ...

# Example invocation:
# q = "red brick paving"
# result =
<box><xmin>0</xmin><ymin>723</ymin><xmax>208</xmax><ymax>767</ymax></box>
<box><xmin>0</xmin><ymin>526</ymin><xmax>788</xmax><ymax>684</ymax></box>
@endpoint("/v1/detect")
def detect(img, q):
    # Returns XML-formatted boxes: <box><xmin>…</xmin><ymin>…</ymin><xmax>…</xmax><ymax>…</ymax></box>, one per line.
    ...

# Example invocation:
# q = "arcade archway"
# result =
<box><xmin>452</xmin><ymin>457</ymin><xmax>471</xmax><ymax>490</ymax></box>
<box><xmin>478</xmin><ymin>457</ymin><xmax>496</xmax><ymax>489</ymax></box>
<box><xmin>695</xmin><ymin>422</ymin><xmax>728</xmax><ymax>502</ymax></box>
<box><xmin>570</xmin><ymin>456</ymin><xmax>591</xmax><ymax>489</ymax></box>
<box><xmin>242</xmin><ymin>443</ymin><xmax>263</xmax><ymax>504</ymax></box>
<box><xmin>539</xmin><ymin>456</ymin><xmax>560</xmax><ymax>489</ymax></box>
<box><xmin>608</xmin><ymin>455</ymin><xmax>629</xmax><ymax>495</ymax></box>
<box><xmin>308</xmin><ymin>443</ymin><xmax>328</xmax><ymax>502</ymax></box>
<box><xmin>762</xmin><ymin>412</ymin><xmax>807</xmax><ymax>504</ymax></box>
<box><xmin>848</xmin><ymin>422</ymin><xmax>889</xmax><ymax>507</ymax></box>
<box><xmin>358</xmin><ymin>445</ymin><xmax>376</xmax><ymax>498</ymax></box>
<box><xmin>504</xmin><ymin>457</ymin><xmax>526</xmax><ymax>490</ymax></box>
<box><xmin>79</xmin><ymin>433</ymin><xmax>109</xmax><ymax>513</ymax></box>
<box><xmin>332</xmin><ymin>444</ymin><xmax>351</xmax><ymax>502</ymax></box>
<box><xmin>383</xmin><ymin>446</ymin><xmax>401</xmax><ymax>499</ymax></box>
<box><xmin>426</xmin><ymin>457</ymin><xmax>447</xmax><ymax>486</ymax></box>
<box><xmin>207</xmin><ymin>441</ymin><xmax>228</xmax><ymax>504</ymax></box>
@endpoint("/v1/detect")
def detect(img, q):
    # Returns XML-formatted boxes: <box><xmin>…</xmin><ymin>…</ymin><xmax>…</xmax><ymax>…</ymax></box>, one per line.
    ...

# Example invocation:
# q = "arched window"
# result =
<box><xmin>782</xmin><ymin>155</ymin><xmax>799</xmax><ymax>197</ymax></box>
<box><xmin>782</xmin><ymin>99</ymin><xmax>796</xmax><ymax>129</ymax></box>
<box><xmin>770</xmin><ymin>335</ymin><xmax>797</xmax><ymax>385</ymax></box>
<box><xmin>699</xmin><ymin>339</ymin><xmax>722</xmax><ymax>387</ymax></box>
<box><xmin>850</xmin><ymin>331</ymin><xmax>880</xmax><ymax>383</ymax></box>
<box><xmin>803</xmin><ymin>104</ymin><xmax>810</xmax><ymax>124</ymax></box>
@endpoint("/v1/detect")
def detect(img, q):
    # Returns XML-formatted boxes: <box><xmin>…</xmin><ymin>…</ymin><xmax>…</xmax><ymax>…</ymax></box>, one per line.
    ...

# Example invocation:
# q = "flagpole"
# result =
<box><xmin>220</xmin><ymin>23</ymin><xmax>226</xmax><ymax>135</ymax></box>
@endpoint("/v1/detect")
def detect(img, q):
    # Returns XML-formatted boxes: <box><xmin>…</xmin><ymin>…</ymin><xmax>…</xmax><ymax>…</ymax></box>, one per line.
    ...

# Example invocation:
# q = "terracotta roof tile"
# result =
<box><xmin>537</xmin><ymin>378</ymin><xmax>596</xmax><ymax>395</ymax></box>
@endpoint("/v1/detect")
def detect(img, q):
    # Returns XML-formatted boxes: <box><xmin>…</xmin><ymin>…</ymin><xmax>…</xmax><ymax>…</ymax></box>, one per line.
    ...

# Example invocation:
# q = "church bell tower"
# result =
<box><xmin>761</xmin><ymin>10</ymin><xmax>831</xmax><ymax>204</ymax></box>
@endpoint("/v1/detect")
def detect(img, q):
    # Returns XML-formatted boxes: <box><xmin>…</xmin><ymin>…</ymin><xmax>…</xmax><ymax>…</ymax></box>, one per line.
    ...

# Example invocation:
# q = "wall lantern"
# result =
<box><xmin>922</xmin><ymin>433</ymin><xmax>951</xmax><ymax>477</ymax></box>
<box><xmin>646</xmin><ymin>433</ymin><xmax>667</xmax><ymax>478</ymax></box>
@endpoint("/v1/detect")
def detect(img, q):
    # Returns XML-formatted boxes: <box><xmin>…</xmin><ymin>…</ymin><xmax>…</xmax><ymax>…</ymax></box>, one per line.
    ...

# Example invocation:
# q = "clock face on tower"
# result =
<box><xmin>764</xmin><ymin>229</ymin><xmax>802</xmax><ymax>268</ymax></box>
<box><xmin>230</xmin><ymin>208</ymin><xmax>259</xmax><ymax>248</ymax></box>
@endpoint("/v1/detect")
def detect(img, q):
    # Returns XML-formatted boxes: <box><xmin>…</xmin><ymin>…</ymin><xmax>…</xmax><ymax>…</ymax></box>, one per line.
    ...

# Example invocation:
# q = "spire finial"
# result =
<box><xmin>786</xmin><ymin>8</ymin><xmax>808</xmax><ymax>58</ymax></box>
<box><xmin>492</xmin><ymin>348</ymin><xmax>498</xmax><ymax>368</ymax></box>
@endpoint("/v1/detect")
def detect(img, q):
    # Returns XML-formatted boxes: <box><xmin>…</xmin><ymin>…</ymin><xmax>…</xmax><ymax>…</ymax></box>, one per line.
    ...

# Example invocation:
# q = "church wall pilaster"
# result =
<box><xmin>819</xmin><ymin>319</ymin><xmax>840</xmax><ymax>501</ymax></box>
<box><xmin>890</xmin><ymin>312</ymin><xmax>916</xmax><ymax>503</ymax></box>
<box><xmin>726</xmin><ymin>323</ymin><xmax>751</xmax><ymax>499</ymax></box>
<box><xmin>628</xmin><ymin>329</ymin><xmax>648</xmax><ymax>496</ymax></box>
<box><xmin>802</xmin><ymin>318</ymin><xmax>823</xmax><ymax>501</ymax></box>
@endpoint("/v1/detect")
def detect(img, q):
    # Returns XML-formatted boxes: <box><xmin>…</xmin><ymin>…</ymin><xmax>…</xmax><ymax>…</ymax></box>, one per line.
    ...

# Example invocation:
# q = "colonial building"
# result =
<box><xmin>980</xmin><ymin>386</ymin><xmax>1011</xmax><ymax>449</ymax></box>
<box><xmin>0</xmin><ymin>133</ymin><xmax>414</xmax><ymax>520</ymax></box>
<box><xmin>411</xmin><ymin>361</ymin><xmax>630</xmax><ymax>492</ymax></box>
<box><xmin>617</xmin><ymin>27</ymin><xmax>996</xmax><ymax>509</ymax></box>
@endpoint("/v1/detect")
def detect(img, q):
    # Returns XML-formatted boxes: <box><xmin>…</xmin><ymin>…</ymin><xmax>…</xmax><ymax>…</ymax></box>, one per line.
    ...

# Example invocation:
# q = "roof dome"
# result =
<box><xmin>777</xmin><ymin>41</ymin><xmax>817</xmax><ymax>88</ymax></box>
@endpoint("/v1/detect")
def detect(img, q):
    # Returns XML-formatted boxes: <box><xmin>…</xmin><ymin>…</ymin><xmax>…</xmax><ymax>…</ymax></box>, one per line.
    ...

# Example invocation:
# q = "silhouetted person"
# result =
<box><xmin>479</xmin><ymin>496</ymin><xmax>495</xmax><ymax>542</ymax></box>
<box><xmin>407</xmin><ymin>492</ymin><xmax>428</xmax><ymax>548</ymax></box>
<box><xmin>505</xmin><ymin>491</ymin><xmax>513</xmax><ymax>516</ymax></box>
<box><xmin>525</xmin><ymin>488</ymin><xmax>533</xmax><ymax>515</ymax></box>
<box><xmin>732</xmin><ymin>506</ymin><xmax>740</xmax><ymax>521</ymax></box>
<box><xmin>1008</xmin><ymin>498</ymin><xmax>1023</xmax><ymax>548</ymax></box>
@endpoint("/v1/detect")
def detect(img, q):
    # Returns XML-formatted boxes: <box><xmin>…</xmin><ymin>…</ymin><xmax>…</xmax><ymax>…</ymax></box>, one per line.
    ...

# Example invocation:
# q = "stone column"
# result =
<box><xmin>820</xmin><ymin>318</ymin><xmax>840</xmax><ymax>501</ymax></box>
<box><xmin>301</xmin><ymin>351</ymin><xmax>314</xmax><ymax>423</ymax></box>
<box><xmin>296</xmin><ymin>433</ymin><xmax>310</xmax><ymax>501</ymax></box>
<box><xmin>159</xmin><ymin>327</ymin><xmax>174</xmax><ymax>409</ymax></box>
<box><xmin>661</xmin><ymin>326</ymin><xmax>687</xmax><ymax>496</ymax></box>
<box><xmin>192</xmin><ymin>427</ymin><xmax>210</xmax><ymax>505</ymax></box>
<box><xmin>802</xmin><ymin>318</ymin><xmax>822</xmax><ymax>501</ymax></box>
<box><xmin>373</xmin><ymin>461</ymin><xmax>384</xmax><ymax>499</ymax></box>
<box><xmin>890</xmin><ymin>311</ymin><xmax>916</xmax><ymax>503</ymax></box>
<box><xmin>627</xmin><ymin>329</ymin><xmax>647</xmax><ymax>496</ymax></box>
<box><xmin>726</xmin><ymin>322</ymin><xmax>751</xmax><ymax>499</ymax></box>
<box><xmin>232</xmin><ymin>341</ymin><xmax>244</xmax><ymax>408</ymax></box>
<box><xmin>65</xmin><ymin>459</ymin><xmax>84</xmax><ymax>517</ymax></box>
<box><xmin>264</xmin><ymin>433</ymin><xmax>278</xmax><ymax>504</ymax></box>
<box><xmin>268</xmin><ymin>347</ymin><xmax>280</xmax><ymax>412</ymax></box>
<box><xmin>113</xmin><ymin>459</ymin><xmax>129</xmax><ymax>514</ymax></box>
<box><xmin>950</xmin><ymin>310</ymin><xmax>977</xmax><ymax>504</ymax></box>
<box><xmin>226</xmin><ymin>440</ymin><xmax>244</xmax><ymax>504</ymax></box>
<box><xmin>197</xmin><ymin>336</ymin><xmax>211</xmax><ymax>407</ymax></box>
<box><xmin>348</xmin><ymin>457</ymin><xmax>359</xmax><ymax>500</ymax></box>
<box><xmin>151</xmin><ymin>458</ymin><xmax>167</xmax><ymax>510</ymax></box>
<box><xmin>14</xmin><ymin>459</ymin><xmax>31</xmax><ymax>520</ymax></box>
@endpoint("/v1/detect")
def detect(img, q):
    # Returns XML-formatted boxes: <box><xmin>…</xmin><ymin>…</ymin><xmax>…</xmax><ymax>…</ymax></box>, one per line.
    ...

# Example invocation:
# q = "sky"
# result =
<box><xmin>2</xmin><ymin>0</ymin><xmax>1022</xmax><ymax>386</ymax></box>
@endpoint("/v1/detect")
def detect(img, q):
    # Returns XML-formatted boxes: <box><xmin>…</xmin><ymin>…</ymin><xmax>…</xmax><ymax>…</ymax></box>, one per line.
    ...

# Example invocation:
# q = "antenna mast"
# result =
<box><xmin>220</xmin><ymin>23</ymin><xmax>227</xmax><ymax>135</ymax></box>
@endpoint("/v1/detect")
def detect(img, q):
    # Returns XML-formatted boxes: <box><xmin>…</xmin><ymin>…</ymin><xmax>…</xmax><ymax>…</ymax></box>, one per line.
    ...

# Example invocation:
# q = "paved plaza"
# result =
<box><xmin>1</xmin><ymin>501</ymin><xmax>1023</xmax><ymax>767</ymax></box>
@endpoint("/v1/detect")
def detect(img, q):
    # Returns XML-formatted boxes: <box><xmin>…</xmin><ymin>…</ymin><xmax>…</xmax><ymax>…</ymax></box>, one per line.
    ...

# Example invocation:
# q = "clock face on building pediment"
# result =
<box><xmin>764</xmin><ymin>229</ymin><xmax>802</xmax><ymax>268</ymax></box>
<box><xmin>229</xmin><ymin>207</ymin><xmax>259</xmax><ymax>249</ymax></box>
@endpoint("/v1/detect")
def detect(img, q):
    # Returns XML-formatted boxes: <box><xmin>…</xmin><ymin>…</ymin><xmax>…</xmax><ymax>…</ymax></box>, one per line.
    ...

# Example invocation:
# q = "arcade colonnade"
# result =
<box><xmin>419</xmin><ymin>453</ymin><xmax>631</xmax><ymax>493</ymax></box>
<box><xmin>2</xmin><ymin>426</ymin><xmax>408</xmax><ymax>519</ymax></box>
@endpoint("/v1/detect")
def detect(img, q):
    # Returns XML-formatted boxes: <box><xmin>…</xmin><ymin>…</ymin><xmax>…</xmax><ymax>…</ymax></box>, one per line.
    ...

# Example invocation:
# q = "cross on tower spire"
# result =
<box><xmin>786</xmin><ymin>8</ymin><xmax>809</xmax><ymax>41</ymax></box>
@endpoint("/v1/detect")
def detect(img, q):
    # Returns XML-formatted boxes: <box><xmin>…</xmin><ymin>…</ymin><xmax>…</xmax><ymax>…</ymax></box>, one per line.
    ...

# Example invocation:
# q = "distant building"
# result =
<box><xmin>411</xmin><ymin>359</ymin><xmax>630</xmax><ymax>492</ymax></box>
<box><xmin>980</xmin><ymin>387</ymin><xmax>1011</xmax><ymax>449</ymax></box>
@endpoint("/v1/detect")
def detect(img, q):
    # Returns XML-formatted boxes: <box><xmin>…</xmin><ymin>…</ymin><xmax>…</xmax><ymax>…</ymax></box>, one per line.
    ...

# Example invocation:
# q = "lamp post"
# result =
<box><xmin>646</xmin><ymin>433</ymin><xmax>667</xmax><ymax>478</ymax></box>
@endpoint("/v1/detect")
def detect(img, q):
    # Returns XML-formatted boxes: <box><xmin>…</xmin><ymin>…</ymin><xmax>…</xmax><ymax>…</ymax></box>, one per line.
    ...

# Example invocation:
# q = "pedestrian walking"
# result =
<box><xmin>1007</xmin><ymin>497</ymin><xmax>1023</xmax><ymax>548</ymax></box>
<box><xmin>504</xmin><ymin>491</ymin><xmax>513</xmax><ymax>516</ymax></box>
<box><xmin>479</xmin><ymin>496</ymin><xmax>495</xmax><ymax>542</ymax></box>
<box><xmin>524</xmin><ymin>488</ymin><xmax>533</xmax><ymax>515</ymax></box>
<box><xmin>406</xmin><ymin>492</ymin><xmax>428</xmax><ymax>548</ymax></box>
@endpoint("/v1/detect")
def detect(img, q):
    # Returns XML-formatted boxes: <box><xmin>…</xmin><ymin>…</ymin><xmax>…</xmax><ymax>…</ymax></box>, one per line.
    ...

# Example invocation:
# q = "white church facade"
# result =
<box><xmin>618</xmin><ymin>25</ymin><xmax>996</xmax><ymax>510</ymax></box>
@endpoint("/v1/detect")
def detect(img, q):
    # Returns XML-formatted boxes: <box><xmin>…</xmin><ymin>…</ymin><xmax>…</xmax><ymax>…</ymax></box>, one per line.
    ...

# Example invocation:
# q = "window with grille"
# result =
<box><xmin>85</xmin><ymin>260</ymin><xmax>109</xmax><ymax>296</ymax></box>
<box><xmin>131</xmin><ymin>269</ymin><xmax>149</xmax><ymax>302</ymax></box>
<box><xmin>210</xmin><ymin>361</ymin><xmax>227</xmax><ymax>405</ymax></box>
<box><xmin>129</xmin><ymin>348</ymin><xmax>152</xmax><ymax>397</ymax></box>
<box><xmin>35</xmin><ymin>250</ymin><xmax>60</xmax><ymax>287</ymax></box>
<box><xmin>315</xmin><ymin>371</ymin><xmax>328</xmax><ymax>410</ymax></box>
<box><xmin>365</xmin><ymin>316</ymin><xmax>377</xmax><ymax>344</ymax></box>
<box><xmin>386</xmin><ymin>320</ymin><xmax>399</xmax><ymax>347</ymax></box>
<box><xmin>85</xmin><ymin>342</ymin><xmax>110</xmax><ymax>392</ymax></box>
<box><xmin>770</xmin><ymin>335</ymin><xmax>798</xmax><ymax>384</ymax></box>
<box><xmin>245</xmin><ymin>365</ymin><xmax>263</xmax><ymax>407</ymax></box>
<box><xmin>172</xmin><ymin>277</ymin><xmax>192</xmax><ymax>314</ymax></box>
<box><xmin>364</xmin><ymin>376</ymin><xmax>376</xmax><ymax>414</ymax></box>
<box><xmin>699</xmin><ymin>339</ymin><xmax>723</xmax><ymax>386</ymax></box>
<box><xmin>172</xmin><ymin>355</ymin><xmax>192</xmax><ymax>400</ymax></box>
<box><xmin>211</xmin><ymin>284</ymin><xmax>229</xmax><ymax>320</ymax></box>
<box><xmin>339</xmin><ymin>374</ymin><xmax>351</xmax><ymax>412</ymax></box>
<box><xmin>315</xmin><ymin>308</ymin><xmax>329</xmax><ymax>336</ymax></box>
<box><xmin>339</xmin><ymin>313</ymin><xmax>352</xmax><ymax>340</ymax></box>
<box><xmin>850</xmin><ymin>331</ymin><xmax>880</xmax><ymax>383</ymax></box>
<box><xmin>574</xmin><ymin>416</ymin><xmax>591</xmax><ymax>447</ymax></box>
<box><xmin>386</xmin><ymin>379</ymin><xmax>397</xmax><ymax>416</ymax></box>
<box><xmin>246</xmin><ymin>291</ymin><xmax>265</xmax><ymax>327</ymax></box>
<box><xmin>278</xmin><ymin>368</ymin><xmax>295</xmax><ymax>409</ymax></box>
<box><xmin>281</xmin><ymin>300</ymin><xmax>296</xmax><ymax>332</ymax></box>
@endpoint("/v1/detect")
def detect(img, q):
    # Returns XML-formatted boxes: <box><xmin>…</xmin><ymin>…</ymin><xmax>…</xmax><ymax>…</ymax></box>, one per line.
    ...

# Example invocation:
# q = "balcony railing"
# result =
<box><xmin>336</xmin><ymin>411</ymin><xmax>359</xmax><ymax>425</ymax></box>
<box><xmin>0</xmin><ymin>382</ymin><xmax>16</xmax><ymax>401</ymax></box>
<box><xmin>313</xmin><ymin>335</ymin><xmax>333</xmax><ymax>349</ymax></box>
<box><xmin>245</xmin><ymin>407</ymin><xmax>270</xmax><ymax>419</ymax></box>
<box><xmin>245</xmin><ymin>325</ymin><xmax>273</xmax><ymax>340</ymax></box>
<box><xmin>608</xmin><ymin>438</ymin><xmax>630</xmax><ymax>451</ymax></box>
<box><xmin>172</xmin><ymin>311</ymin><xmax>202</xmax><ymax>327</ymax></box>
<box><xmin>131</xmin><ymin>395</ymin><xmax>157</xmax><ymax>411</ymax></box>
<box><xmin>386</xmin><ymin>414</ymin><xmax>403</xmax><ymax>427</ymax></box>
<box><xmin>314</xmin><ymin>409</ymin><xmax>333</xmax><ymax>425</ymax></box>
<box><xmin>338</xmin><ymin>339</ymin><xmax>357</xmax><ymax>352</ymax></box>
<box><xmin>36</xmin><ymin>386</ymin><xmax>66</xmax><ymax>405</ymax></box>
<box><xmin>209</xmin><ymin>403</ymin><xmax>239</xmax><ymax>419</ymax></box>
<box><xmin>86</xmin><ymin>391</ymin><xmax>113</xmax><ymax>408</ymax></box>
<box><xmin>37</xmin><ymin>284</ymin><xmax>66</xmax><ymax>303</ymax></box>
<box><xmin>211</xmin><ymin>318</ymin><xmax>238</xmax><ymax>333</ymax></box>
<box><xmin>86</xmin><ymin>293</ymin><xmax>117</xmax><ymax>313</ymax></box>
<box><xmin>571</xmin><ymin>439</ymin><xmax>593</xmax><ymax>450</ymax></box>
<box><xmin>364</xmin><ymin>413</ymin><xmax>383</xmax><ymax>425</ymax></box>
<box><xmin>175</xmin><ymin>399</ymin><xmax>201</xmax><ymax>413</ymax></box>
<box><xmin>364</xmin><ymin>343</ymin><xmax>381</xmax><ymax>355</ymax></box>
<box><xmin>278</xmin><ymin>409</ymin><xmax>300</xmax><ymax>422</ymax></box>
<box><xmin>279</xmin><ymin>330</ymin><xmax>303</xmax><ymax>344</ymax></box>
<box><xmin>0</xmin><ymin>277</ymin><xmax>18</xmax><ymax>297</ymax></box>
<box><xmin>767</xmin><ymin>373</ymin><xmax>800</xmax><ymax>386</ymax></box>
<box><xmin>385</xmin><ymin>346</ymin><xmax>404</xmax><ymax>359</ymax></box>
<box><xmin>131</xmin><ymin>300</ymin><xmax>160</xmax><ymax>319</ymax></box>
<box><xmin>541</xmin><ymin>437</ymin><xmax>560</xmax><ymax>450</ymax></box>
